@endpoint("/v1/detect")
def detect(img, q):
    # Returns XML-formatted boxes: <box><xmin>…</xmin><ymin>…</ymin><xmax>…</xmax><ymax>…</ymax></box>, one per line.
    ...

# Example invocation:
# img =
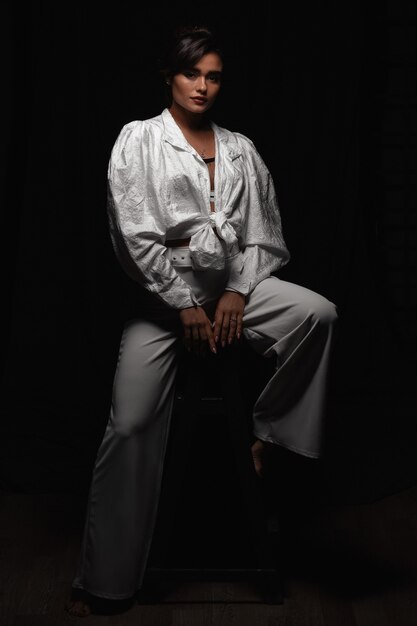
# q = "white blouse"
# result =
<box><xmin>107</xmin><ymin>108</ymin><xmax>290</xmax><ymax>309</ymax></box>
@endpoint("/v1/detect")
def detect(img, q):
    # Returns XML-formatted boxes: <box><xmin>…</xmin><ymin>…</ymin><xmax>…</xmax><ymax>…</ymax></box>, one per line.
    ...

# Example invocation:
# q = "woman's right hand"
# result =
<box><xmin>179</xmin><ymin>306</ymin><xmax>217</xmax><ymax>356</ymax></box>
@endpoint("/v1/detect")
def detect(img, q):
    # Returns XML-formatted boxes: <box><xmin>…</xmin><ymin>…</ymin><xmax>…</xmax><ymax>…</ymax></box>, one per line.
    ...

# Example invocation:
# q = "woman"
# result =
<box><xmin>66</xmin><ymin>25</ymin><xmax>337</xmax><ymax>617</ymax></box>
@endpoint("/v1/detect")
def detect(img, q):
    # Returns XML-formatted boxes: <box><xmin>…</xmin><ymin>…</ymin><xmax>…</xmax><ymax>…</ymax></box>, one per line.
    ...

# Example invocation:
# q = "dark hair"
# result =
<box><xmin>160</xmin><ymin>25</ymin><xmax>223</xmax><ymax>82</ymax></box>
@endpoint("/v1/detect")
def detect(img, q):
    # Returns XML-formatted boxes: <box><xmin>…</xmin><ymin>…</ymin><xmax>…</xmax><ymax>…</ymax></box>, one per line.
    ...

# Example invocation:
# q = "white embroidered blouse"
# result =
<box><xmin>107</xmin><ymin>108</ymin><xmax>290</xmax><ymax>309</ymax></box>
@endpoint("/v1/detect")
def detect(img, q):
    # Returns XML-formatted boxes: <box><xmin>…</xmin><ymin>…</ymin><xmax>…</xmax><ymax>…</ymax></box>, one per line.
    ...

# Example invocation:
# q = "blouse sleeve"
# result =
<box><xmin>225</xmin><ymin>136</ymin><xmax>290</xmax><ymax>296</ymax></box>
<box><xmin>107</xmin><ymin>121</ymin><xmax>199</xmax><ymax>310</ymax></box>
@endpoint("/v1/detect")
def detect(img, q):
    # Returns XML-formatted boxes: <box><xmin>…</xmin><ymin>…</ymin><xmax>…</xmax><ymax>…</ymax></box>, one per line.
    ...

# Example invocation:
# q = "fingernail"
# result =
<box><xmin>215</xmin><ymin>336</ymin><xmax>219</xmax><ymax>343</ymax></box>
<box><xmin>237</xmin><ymin>333</ymin><xmax>241</xmax><ymax>340</ymax></box>
<box><xmin>222</xmin><ymin>341</ymin><xmax>225</xmax><ymax>348</ymax></box>
<box><xmin>212</xmin><ymin>346</ymin><xmax>217</xmax><ymax>354</ymax></box>
<box><xmin>228</xmin><ymin>338</ymin><xmax>232</xmax><ymax>345</ymax></box>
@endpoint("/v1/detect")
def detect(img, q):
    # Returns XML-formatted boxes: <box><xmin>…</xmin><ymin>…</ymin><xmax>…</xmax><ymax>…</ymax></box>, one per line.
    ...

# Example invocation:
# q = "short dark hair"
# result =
<box><xmin>160</xmin><ymin>25</ymin><xmax>223</xmax><ymax>82</ymax></box>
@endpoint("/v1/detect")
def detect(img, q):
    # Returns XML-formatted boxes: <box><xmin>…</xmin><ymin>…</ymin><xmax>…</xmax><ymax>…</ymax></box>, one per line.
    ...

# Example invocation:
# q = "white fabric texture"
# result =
<box><xmin>107</xmin><ymin>108</ymin><xmax>290</xmax><ymax>309</ymax></box>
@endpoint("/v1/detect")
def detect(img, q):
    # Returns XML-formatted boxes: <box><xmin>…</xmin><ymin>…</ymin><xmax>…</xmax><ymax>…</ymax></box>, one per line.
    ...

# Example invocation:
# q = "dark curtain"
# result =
<box><xmin>1</xmin><ymin>2</ymin><xmax>416</xmax><ymax>502</ymax></box>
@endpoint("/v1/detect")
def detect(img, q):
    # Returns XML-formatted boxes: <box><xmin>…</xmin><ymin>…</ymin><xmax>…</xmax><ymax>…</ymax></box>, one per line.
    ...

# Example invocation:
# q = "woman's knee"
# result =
<box><xmin>306</xmin><ymin>293</ymin><xmax>338</xmax><ymax>327</ymax></box>
<box><xmin>110</xmin><ymin>383</ymin><xmax>167</xmax><ymax>437</ymax></box>
<box><xmin>283</xmin><ymin>283</ymin><xmax>338</xmax><ymax>329</ymax></box>
<box><xmin>111</xmin><ymin>408</ymin><xmax>156</xmax><ymax>438</ymax></box>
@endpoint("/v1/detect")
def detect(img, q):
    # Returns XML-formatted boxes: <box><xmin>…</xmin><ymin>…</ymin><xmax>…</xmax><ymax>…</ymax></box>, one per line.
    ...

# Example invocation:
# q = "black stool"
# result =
<box><xmin>144</xmin><ymin>338</ymin><xmax>283</xmax><ymax>604</ymax></box>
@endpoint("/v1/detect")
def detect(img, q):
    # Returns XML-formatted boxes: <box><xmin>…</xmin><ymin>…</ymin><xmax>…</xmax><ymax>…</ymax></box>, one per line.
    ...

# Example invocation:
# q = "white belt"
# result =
<box><xmin>166</xmin><ymin>246</ymin><xmax>193</xmax><ymax>267</ymax></box>
<box><xmin>166</xmin><ymin>244</ymin><xmax>241</xmax><ymax>269</ymax></box>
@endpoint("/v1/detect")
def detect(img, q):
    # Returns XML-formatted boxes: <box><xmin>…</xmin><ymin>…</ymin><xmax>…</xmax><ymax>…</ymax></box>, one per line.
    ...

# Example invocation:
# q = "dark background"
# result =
<box><xmin>1</xmin><ymin>1</ymin><xmax>416</xmax><ymax>504</ymax></box>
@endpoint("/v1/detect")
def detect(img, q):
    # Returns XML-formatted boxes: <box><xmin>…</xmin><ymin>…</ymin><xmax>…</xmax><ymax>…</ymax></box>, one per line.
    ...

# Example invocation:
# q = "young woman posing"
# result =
<box><xmin>66</xmin><ymin>25</ymin><xmax>337</xmax><ymax>617</ymax></box>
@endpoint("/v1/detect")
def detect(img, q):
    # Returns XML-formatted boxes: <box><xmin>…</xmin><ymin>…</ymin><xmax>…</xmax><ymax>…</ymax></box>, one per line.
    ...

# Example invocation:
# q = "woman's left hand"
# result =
<box><xmin>213</xmin><ymin>291</ymin><xmax>246</xmax><ymax>347</ymax></box>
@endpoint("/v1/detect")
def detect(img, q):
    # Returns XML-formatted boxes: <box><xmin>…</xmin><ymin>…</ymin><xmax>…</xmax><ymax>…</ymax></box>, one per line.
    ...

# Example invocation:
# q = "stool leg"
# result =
<box><xmin>222</xmin><ymin>346</ymin><xmax>283</xmax><ymax>604</ymax></box>
<box><xmin>149</xmin><ymin>351</ymin><xmax>204</xmax><ymax>566</ymax></box>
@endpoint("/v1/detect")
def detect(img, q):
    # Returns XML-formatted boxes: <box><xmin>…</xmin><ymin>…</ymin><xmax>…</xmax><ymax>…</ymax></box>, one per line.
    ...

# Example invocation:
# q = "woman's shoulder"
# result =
<box><xmin>117</xmin><ymin>113</ymin><xmax>165</xmax><ymax>140</ymax></box>
<box><xmin>214</xmin><ymin>122</ymin><xmax>259</xmax><ymax>154</ymax></box>
<box><xmin>109</xmin><ymin>115</ymin><xmax>165</xmax><ymax>165</ymax></box>
<box><xmin>214</xmin><ymin>123</ymin><xmax>271</xmax><ymax>180</ymax></box>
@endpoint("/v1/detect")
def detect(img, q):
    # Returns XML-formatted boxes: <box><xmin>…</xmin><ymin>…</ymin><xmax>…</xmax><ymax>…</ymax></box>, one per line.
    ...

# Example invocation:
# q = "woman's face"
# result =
<box><xmin>170</xmin><ymin>52</ymin><xmax>223</xmax><ymax>114</ymax></box>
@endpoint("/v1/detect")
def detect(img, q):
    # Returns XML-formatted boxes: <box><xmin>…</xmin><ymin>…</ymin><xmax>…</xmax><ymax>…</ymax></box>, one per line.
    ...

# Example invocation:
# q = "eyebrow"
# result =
<box><xmin>187</xmin><ymin>67</ymin><xmax>222</xmax><ymax>76</ymax></box>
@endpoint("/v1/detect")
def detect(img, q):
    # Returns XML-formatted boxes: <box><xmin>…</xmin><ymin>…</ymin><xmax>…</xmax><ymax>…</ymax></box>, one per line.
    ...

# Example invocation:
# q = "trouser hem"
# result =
<box><xmin>71</xmin><ymin>583</ymin><xmax>139</xmax><ymax>600</ymax></box>
<box><xmin>252</xmin><ymin>431</ymin><xmax>321</xmax><ymax>459</ymax></box>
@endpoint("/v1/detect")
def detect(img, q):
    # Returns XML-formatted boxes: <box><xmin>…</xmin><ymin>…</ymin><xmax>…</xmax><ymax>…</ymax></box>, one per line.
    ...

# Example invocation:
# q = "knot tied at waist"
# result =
<box><xmin>188</xmin><ymin>211</ymin><xmax>239</xmax><ymax>271</ymax></box>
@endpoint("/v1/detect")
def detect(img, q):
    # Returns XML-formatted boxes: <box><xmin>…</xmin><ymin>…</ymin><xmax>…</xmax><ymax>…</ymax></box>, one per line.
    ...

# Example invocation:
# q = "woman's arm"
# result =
<box><xmin>107</xmin><ymin>121</ymin><xmax>199</xmax><ymax>310</ymax></box>
<box><xmin>224</xmin><ymin>137</ymin><xmax>290</xmax><ymax>297</ymax></box>
<box><xmin>211</xmin><ymin>136</ymin><xmax>290</xmax><ymax>346</ymax></box>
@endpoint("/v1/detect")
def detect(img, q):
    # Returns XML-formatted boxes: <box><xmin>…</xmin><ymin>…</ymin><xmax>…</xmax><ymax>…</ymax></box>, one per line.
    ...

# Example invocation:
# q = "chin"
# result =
<box><xmin>194</xmin><ymin>102</ymin><xmax>212</xmax><ymax>112</ymax></box>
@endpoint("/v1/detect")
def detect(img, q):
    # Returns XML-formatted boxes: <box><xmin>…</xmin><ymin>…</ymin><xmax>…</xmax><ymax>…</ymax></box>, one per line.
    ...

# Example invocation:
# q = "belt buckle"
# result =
<box><xmin>167</xmin><ymin>246</ymin><xmax>192</xmax><ymax>267</ymax></box>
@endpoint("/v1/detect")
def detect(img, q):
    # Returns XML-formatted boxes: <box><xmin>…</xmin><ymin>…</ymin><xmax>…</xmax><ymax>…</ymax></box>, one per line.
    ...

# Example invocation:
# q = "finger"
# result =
<box><xmin>221</xmin><ymin>314</ymin><xmax>230</xmax><ymax>347</ymax></box>
<box><xmin>236</xmin><ymin>313</ymin><xmax>243</xmax><ymax>341</ymax></box>
<box><xmin>205</xmin><ymin>321</ymin><xmax>217</xmax><ymax>354</ymax></box>
<box><xmin>213</xmin><ymin>310</ymin><xmax>223</xmax><ymax>344</ymax></box>
<box><xmin>227</xmin><ymin>316</ymin><xmax>238</xmax><ymax>344</ymax></box>
<box><xmin>199</xmin><ymin>325</ymin><xmax>208</xmax><ymax>357</ymax></box>
<box><xmin>191</xmin><ymin>324</ymin><xmax>200</xmax><ymax>355</ymax></box>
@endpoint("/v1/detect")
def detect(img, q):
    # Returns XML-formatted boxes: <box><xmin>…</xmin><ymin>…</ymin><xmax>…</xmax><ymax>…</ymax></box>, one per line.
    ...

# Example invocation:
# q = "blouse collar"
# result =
<box><xmin>161</xmin><ymin>108</ymin><xmax>241</xmax><ymax>160</ymax></box>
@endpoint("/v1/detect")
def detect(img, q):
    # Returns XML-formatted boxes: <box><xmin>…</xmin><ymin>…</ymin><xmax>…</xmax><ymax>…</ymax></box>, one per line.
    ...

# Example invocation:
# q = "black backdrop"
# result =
<box><xmin>1</xmin><ymin>2</ymin><xmax>416</xmax><ymax>503</ymax></box>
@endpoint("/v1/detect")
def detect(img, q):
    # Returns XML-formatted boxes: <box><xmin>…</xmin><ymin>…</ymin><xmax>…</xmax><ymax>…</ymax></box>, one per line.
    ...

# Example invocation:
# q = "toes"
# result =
<box><xmin>251</xmin><ymin>442</ymin><xmax>264</xmax><ymax>477</ymax></box>
<box><xmin>66</xmin><ymin>600</ymin><xmax>91</xmax><ymax>617</ymax></box>
<box><xmin>251</xmin><ymin>439</ymin><xmax>273</xmax><ymax>478</ymax></box>
<box><xmin>254</xmin><ymin>462</ymin><xmax>263</xmax><ymax>478</ymax></box>
<box><xmin>251</xmin><ymin>439</ymin><xmax>265</xmax><ymax>457</ymax></box>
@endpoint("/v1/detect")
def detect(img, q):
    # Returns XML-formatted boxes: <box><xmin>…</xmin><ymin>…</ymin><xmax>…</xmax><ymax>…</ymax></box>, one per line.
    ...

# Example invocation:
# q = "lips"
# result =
<box><xmin>191</xmin><ymin>97</ymin><xmax>208</xmax><ymax>104</ymax></box>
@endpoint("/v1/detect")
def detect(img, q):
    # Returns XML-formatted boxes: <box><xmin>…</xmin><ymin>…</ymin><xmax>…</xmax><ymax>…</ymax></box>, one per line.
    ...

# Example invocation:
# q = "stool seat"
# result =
<box><xmin>144</xmin><ymin>339</ymin><xmax>283</xmax><ymax>604</ymax></box>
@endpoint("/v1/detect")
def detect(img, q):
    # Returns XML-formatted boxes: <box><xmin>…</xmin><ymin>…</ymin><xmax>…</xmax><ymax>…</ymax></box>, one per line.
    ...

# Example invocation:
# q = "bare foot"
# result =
<box><xmin>251</xmin><ymin>438</ymin><xmax>268</xmax><ymax>478</ymax></box>
<box><xmin>65</xmin><ymin>589</ymin><xmax>135</xmax><ymax>617</ymax></box>
<box><xmin>65</xmin><ymin>599</ymin><xmax>91</xmax><ymax>617</ymax></box>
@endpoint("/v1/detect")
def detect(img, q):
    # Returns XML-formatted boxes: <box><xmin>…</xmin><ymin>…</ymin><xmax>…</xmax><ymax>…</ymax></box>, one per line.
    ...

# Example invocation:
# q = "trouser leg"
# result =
<box><xmin>243</xmin><ymin>276</ymin><xmax>338</xmax><ymax>458</ymax></box>
<box><xmin>72</xmin><ymin>318</ymin><xmax>179</xmax><ymax>599</ymax></box>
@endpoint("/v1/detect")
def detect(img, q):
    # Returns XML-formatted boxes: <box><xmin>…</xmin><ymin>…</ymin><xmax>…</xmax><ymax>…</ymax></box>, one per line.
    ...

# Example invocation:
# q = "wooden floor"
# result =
<box><xmin>1</xmin><ymin>481</ymin><xmax>417</xmax><ymax>626</ymax></box>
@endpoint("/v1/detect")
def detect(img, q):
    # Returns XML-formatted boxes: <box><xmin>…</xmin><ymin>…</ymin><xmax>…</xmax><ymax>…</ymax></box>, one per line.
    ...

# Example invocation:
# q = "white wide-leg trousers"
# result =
<box><xmin>72</xmin><ymin>252</ymin><xmax>337</xmax><ymax>599</ymax></box>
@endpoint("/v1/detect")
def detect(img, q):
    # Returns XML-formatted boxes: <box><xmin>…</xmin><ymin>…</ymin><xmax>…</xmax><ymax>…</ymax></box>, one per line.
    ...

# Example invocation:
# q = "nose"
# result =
<box><xmin>196</xmin><ymin>76</ymin><xmax>207</xmax><ymax>93</ymax></box>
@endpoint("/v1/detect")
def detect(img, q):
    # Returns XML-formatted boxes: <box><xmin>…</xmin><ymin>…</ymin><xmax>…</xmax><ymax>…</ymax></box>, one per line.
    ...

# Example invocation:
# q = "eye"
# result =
<box><xmin>207</xmin><ymin>73</ymin><xmax>221</xmax><ymax>83</ymax></box>
<box><xmin>183</xmin><ymin>70</ymin><xmax>197</xmax><ymax>79</ymax></box>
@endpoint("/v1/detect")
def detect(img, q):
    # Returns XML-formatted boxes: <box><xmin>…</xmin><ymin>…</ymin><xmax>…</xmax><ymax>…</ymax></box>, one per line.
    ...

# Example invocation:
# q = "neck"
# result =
<box><xmin>168</xmin><ymin>102</ymin><xmax>210</xmax><ymax>132</ymax></box>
